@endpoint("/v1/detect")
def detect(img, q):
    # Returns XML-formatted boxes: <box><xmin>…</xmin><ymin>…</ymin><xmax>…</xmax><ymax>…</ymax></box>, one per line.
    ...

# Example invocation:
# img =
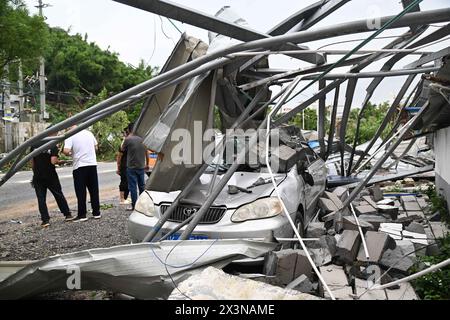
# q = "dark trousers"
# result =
<box><xmin>34</xmin><ymin>177</ymin><xmax>71</xmax><ymax>222</ymax></box>
<box><xmin>127</xmin><ymin>168</ymin><xmax>145</xmax><ymax>208</ymax></box>
<box><xmin>73</xmin><ymin>166</ymin><xmax>100</xmax><ymax>218</ymax></box>
<box><xmin>119</xmin><ymin>169</ymin><xmax>129</xmax><ymax>199</ymax></box>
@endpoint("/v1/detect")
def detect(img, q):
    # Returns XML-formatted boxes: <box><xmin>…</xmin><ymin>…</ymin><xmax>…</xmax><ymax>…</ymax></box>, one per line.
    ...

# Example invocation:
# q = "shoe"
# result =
<box><xmin>41</xmin><ymin>221</ymin><xmax>50</xmax><ymax>228</ymax></box>
<box><xmin>125</xmin><ymin>206</ymin><xmax>134</xmax><ymax>211</ymax></box>
<box><xmin>93</xmin><ymin>214</ymin><xmax>102</xmax><ymax>219</ymax></box>
<box><xmin>120</xmin><ymin>199</ymin><xmax>131</xmax><ymax>205</ymax></box>
<box><xmin>64</xmin><ymin>214</ymin><xmax>76</xmax><ymax>222</ymax></box>
<box><xmin>73</xmin><ymin>216</ymin><xmax>88</xmax><ymax>223</ymax></box>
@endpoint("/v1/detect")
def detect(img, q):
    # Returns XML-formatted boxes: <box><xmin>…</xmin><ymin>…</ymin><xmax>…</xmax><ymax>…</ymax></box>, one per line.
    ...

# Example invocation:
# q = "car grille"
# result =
<box><xmin>160</xmin><ymin>205</ymin><xmax>227</xmax><ymax>224</ymax></box>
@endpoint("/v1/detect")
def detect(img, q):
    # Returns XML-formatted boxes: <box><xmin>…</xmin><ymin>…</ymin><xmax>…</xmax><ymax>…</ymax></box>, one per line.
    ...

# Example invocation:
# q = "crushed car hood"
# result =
<box><xmin>149</xmin><ymin>171</ymin><xmax>286</xmax><ymax>209</ymax></box>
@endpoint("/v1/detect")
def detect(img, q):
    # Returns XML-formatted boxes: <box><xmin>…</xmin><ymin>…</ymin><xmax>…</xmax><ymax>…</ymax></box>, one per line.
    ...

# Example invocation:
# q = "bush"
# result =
<box><xmin>411</xmin><ymin>234</ymin><xmax>450</xmax><ymax>300</ymax></box>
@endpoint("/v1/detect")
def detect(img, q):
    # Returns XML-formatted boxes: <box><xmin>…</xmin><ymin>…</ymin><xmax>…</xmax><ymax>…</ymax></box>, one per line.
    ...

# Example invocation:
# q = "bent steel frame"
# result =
<box><xmin>1</xmin><ymin>1</ymin><xmax>450</xmax><ymax>246</ymax></box>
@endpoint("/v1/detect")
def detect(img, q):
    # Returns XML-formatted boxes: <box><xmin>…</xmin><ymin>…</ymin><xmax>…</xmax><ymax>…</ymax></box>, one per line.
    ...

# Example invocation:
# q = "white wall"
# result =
<box><xmin>434</xmin><ymin>126</ymin><xmax>450</xmax><ymax>202</ymax></box>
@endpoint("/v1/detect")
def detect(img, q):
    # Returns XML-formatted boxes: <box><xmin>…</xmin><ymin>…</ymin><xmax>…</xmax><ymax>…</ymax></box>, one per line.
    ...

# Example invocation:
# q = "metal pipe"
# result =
<box><xmin>325</xmin><ymin>85</ymin><xmax>340</xmax><ymax>160</ymax></box>
<box><xmin>273</xmin><ymin>79</ymin><xmax>345</xmax><ymax>126</ymax></box>
<box><xmin>142</xmin><ymin>86</ymin><xmax>271</xmax><ymax>242</ymax></box>
<box><xmin>228</xmin><ymin>49</ymin><xmax>432</xmax><ymax>57</ymax></box>
<box><xmin>179</xmin><ymin>76</ymin><xmax>303</xmax><ymax>240</ymax></box>
<box><xmin>351</xmin><ymin>74</ymin><xmax>417</xmax><ymax>173</ymax></box>
<box><xmin>341</xmin><ymin>101</ymin><xmax>430</xmax><ymax>210</ymax></box>
<box><xmin>2</xmin><ymin>7</ymin><xmax>449</xmax><ymax>174</ymax></box>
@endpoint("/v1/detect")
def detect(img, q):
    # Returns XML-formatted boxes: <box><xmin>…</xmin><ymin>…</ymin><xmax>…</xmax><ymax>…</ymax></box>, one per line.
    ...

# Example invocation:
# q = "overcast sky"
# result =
<box><xmin>23</xmin><ymin>0</ymin><xmax>450</xmax><ymax>107</ymax></box>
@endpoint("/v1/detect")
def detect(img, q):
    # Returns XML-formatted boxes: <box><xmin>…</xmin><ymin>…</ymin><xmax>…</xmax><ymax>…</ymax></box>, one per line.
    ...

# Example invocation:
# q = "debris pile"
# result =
<box><xmin>215</xmin><ymin>182</ymin><xmax>448</xmax><ymax>300</ymax></box>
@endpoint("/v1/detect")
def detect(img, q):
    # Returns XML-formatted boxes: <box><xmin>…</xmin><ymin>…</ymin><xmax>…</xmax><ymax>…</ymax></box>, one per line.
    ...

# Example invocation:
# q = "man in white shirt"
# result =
<box><xmin>63</xmin><ymin>127</ymin><xmax>101</xmax><ymax>222</ymax></box>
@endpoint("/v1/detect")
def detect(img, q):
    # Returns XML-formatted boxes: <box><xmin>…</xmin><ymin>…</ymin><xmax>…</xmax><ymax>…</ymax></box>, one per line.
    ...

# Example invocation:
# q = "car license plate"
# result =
<box><xmin>164</xmin><ymin>233</ymin><xmax>209</xmax><ymax>241</ymax></box>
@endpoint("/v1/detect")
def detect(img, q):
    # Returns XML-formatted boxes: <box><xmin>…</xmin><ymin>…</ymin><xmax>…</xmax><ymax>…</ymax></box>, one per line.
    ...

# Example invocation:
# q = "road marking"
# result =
<box><xmin>10</xmin><ymin>169</ymin><xmax>116</xmax><ymax>184</ymax></box>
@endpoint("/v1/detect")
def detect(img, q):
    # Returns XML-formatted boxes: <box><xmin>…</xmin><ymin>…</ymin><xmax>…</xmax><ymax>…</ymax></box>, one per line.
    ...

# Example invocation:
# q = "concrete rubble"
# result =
<box><xmin>294</xmin><ymin>180</ymin><xmax>449</xmax><ymax>300</ymax></box>
<box><xmin>169</xmin><ymin>267</ymin><xmax>322</xmax><ymax>300</ymax></box>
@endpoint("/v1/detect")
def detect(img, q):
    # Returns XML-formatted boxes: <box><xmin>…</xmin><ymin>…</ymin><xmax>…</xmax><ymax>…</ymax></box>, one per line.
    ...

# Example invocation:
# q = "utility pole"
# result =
<box><xmin>37</xmin><ymin>0</ymin><xmax>47</xmax><ymax>122</ymax></box>
<box><xmin>18</xmin><ymin>61</ymin><xmax>24</xmax><ymax>120</ymax></box>
<box><xmin>3</xmin><ymin>65</ymin><xmax>11</xmax><ymax>153</ymax></box>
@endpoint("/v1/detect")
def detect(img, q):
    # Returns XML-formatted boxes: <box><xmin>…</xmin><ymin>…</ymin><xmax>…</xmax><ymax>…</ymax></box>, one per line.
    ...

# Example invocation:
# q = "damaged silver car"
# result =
<box><xmin>128</xmin><ymin>138</ymin><xmax>326</xmax><ymax>243</ymax></box>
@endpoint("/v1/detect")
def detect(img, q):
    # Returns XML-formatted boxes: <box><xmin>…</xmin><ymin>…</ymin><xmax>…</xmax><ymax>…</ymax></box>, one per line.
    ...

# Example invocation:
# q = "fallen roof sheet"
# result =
<box><xmin>0</xmin><ymin>240</ymin><xmax>277</xmax><ymax>300</ymax></box>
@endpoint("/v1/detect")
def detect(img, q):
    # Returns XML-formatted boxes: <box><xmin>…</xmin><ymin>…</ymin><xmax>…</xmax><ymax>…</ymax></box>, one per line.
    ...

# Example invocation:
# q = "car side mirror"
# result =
<box><xmin>297</xmin><ymin>160</ymin><xmax>308</xmax><ymax>174</ymax></box>
<box><xmin>303</xmin><ymin>172</ymin><xmax>315</xmax><ymax>186</ymax></box>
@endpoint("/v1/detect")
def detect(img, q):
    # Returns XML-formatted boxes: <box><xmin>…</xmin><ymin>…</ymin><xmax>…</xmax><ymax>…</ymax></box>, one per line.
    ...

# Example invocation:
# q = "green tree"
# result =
<box><xmin>287</xmin><ymin>107</ymin><xmax>330</xmax><ymax>131</ymax></box>
<box><xmin>90</xmin><ymin>89</ymin><xmax>130</xmax><ymax>161</ymax></box>
<box><xmin>0</xmin><ymin>0</ymin><xmax>48</xmax><ymax>78</ymax></box>
<box><xmin>345</xmin><ymin>101</ymin><xmax>393</xmax><ymax>145</ymax></box>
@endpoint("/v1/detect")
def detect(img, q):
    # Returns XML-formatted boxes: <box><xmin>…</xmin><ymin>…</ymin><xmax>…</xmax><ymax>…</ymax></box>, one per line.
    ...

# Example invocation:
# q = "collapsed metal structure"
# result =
<box><xmin>1</xmin><ymin>0</ymin><xmax>450</xmax><ymax>244</ymax></box>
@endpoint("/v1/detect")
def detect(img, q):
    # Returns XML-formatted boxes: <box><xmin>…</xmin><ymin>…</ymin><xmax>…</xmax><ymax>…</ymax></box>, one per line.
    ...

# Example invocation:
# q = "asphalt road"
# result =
<box><xmin>0</xmin><ymin>162</ymin><xmax>121</xmax><ymax>221</ymax></box>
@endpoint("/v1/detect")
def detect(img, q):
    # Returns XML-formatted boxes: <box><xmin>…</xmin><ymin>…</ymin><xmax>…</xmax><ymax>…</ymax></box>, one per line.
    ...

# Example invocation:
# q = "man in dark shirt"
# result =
<box><xmin>31</xmin><ymin>136</ymin><xmax>74</xmax><ymax>227</ymax></box>
<box><xmin>116</xmin><ymin>127</ymin><xmax>130</xmax><ymax>205</ymax></box>
<box><xmin>121</xmin><ymin>123</ymin><xmax>149</xmax><ymax>210</ymax></box>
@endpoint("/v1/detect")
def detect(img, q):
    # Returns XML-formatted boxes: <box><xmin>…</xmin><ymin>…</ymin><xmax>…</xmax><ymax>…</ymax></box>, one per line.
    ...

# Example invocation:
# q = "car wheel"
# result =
<box><xmin>292</xmin><ymin>213</ymin><xmax>305</xmax><ymax>249</ymax></box>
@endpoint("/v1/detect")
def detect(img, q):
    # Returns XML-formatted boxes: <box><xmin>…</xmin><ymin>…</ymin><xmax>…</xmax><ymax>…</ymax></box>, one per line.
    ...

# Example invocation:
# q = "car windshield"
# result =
<box><xmin>205</xmin><ymin>134</ymin><xmax>261</xmax><ymax>173</ymax></box>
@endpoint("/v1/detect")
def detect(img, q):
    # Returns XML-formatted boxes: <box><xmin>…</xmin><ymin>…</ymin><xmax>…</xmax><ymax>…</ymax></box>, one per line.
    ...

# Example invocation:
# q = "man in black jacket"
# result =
<box><xmin>31</xmin><ymin>132</ymin><xmax>74</xmax><ymax>227</ymax></box>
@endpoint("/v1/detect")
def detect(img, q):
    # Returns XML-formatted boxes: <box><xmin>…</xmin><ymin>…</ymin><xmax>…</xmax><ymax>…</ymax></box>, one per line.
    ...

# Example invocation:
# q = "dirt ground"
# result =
<box><xmin>0</xmin><ymin>196</ymin><xmax>133</xmax><ymax>300</ymax></box>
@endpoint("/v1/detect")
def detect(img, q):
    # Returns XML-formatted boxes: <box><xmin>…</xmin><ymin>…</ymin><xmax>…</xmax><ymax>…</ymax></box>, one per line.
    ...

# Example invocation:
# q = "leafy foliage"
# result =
<box><xmin>44</xmin><ymin>28</ymin><xmax>156</xmax><ymax>106</ymax></box>
<box><xmin>411</xmin><ymin>233</ymin><xmax>450</xmax><ymax>300</ymax></box>
<box><xmin>425</xmin><ymin>185</ymin><xmax>450</xmax><ymax>225</ymax></box>
<box><xmin>288</xmin><ymin>108</ymin><xmax>325</xmax><ymax>131</ymax></box>
<box><xmin>90</xmin><ymin>89</ymin><xmax>130</xmax><ymax>161</ymax></box>
<box><xmin>285</xmin><ymin>102</ymin><xmax>392</xmax><ymax>146</ymax></box>
<box><xmin>345</xmin><ymin>101</ymin><xmax>394</xmax><ymax>145</ymax></box>
<box><xmin>0</xmin><ymin>0</ymin><xmax>48</xmax><ymax>77</ymax></box>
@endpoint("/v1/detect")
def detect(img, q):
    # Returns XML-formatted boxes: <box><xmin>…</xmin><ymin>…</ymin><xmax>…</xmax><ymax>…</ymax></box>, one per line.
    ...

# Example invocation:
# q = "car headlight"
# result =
<box><xmin>135</xmin><ymin>192</ymin><xmax>156</xmax><ymax>217</ymax></box>
<box><xmin>231</xmin><ymin>197</ymin><xmax>283</xmax><ymax>223</ymax></box>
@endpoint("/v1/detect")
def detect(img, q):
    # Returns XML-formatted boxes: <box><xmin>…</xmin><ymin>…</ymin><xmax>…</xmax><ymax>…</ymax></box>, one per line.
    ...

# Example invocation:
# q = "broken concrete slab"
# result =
<box><xmin>319</xmin><ymin>265</ymin><xmax>353</xmax><ymax>300</ymax></box>
<box><xmin>369</xmin><ymin>185</ymin><xmax>384</xmax><ymax>202</ymax></box>
<box><xmin>324</xmin><ymin>285</ymin><xmax>354</xmax><ymax>300</ymax></box>
<box><xmin>169</xmin><ymin>267</ymin><xmax>322</xmax><ymax>300</ymax></box>
<box><xmin>403</xmin><ymin>201</ymin><xmax>422</xmax><ymax>211</ymax></box>
<box><xmin>400</xmin><ymin>195</ymin><xmax>417</xmax><ymax>203</ymax></box>
<box><xmin>286</xmin><ymin>274</ymin><xmax>317</xmax><ymax>294</ymax></box>
<box><xmin>354</xmin><ymin>278</ymin><xmax>387</xmax><ymax>300</ymax></box>
<box><xmin>264</xmin><ymin>249</ymin><xmax>314</xmax><ymax>285</ymax></box>
<box><xmin>407</xmin><ymin>211</ymin><xmax>426</xmax><ymax>220</ymax></box>
<box><xmin>335</xmin><ymin>230</ymin><xmax>361</xmax><ymax>264</ymax></box>
<box><xmin>416</xmin><ymin>198</ymin><xmax>428</xmax><ymax>209</ymax></box>
<box><xmin>357</xmin><ymin>231</ymin><xmax>396</xmax><ymax>263</ymax></box>
<box><xmin>429</xmin><ymin>221</ymin><xmax>449</xmax><ymax>239</ymax></box>
<box><xmin>359</xmin><ymin>215</ymin><xmax>391</xmax><ymax>229</ymax></box>
<box><xmin>377</xmin><ymin>205</ymin><xmax>399</xmax><ymax>220</ymax></box>
<box><xmin>362</xmin><ymin>195</ymin><xmax>378</xmax><ymax>209</ymax></box>
<box><xmin>324</xmin><ymin>191</ymin><xmax>344</xmax><ymax>208</ymax></box>
<box><xmin>332</xmin><ymin>186</ymin><xmax>348</xmax><ymax>202</ymax></box>
<box><xmin>405</xmin><ymin>222</ymin><xmax>426</xmax><ymax>234</ymax></box>
<box><xmin>380</xmin><ymin>240</ymin><xmax>416</xmax><ymax>274</ymax></box>
<box><xmin>294</xmin><ymin>250</ymin><xmax>313</xmax><ymax>280</ymax></box>
<box><xmin>319</xmin><ymin>198</ymin><xmax>339</xmax><ymax>214</ymax></box>
<box><xmin>342</xmin><ymin>216</ymin><xmax>375</xmax><ymax>233</ymax></box>
<box><xmin>264</xmin><ymin>249</ymin><xmax>298</xmax><ymax>285</ymax></box>
<box><xmin>307</xmin><ymin>235</ymin><xmax>337</xmax><ymax>255</ymax></box>
<box><xmin>306</xmin><ymin>222</ymin><xmax>326</xmax><ymax>238</ymax></box>
<box><xmin>355</xmin><ymin>205</ymin><xmax>378</xmax><ymax>216</ymax></box>
<box><xmin>319</xmin><ymin>265</ymin><xmax>348</xmax><ymax>287</ymax></box>
<box><xmin>309</xmin><ymin>248</ymin><xmax>333</xmax><ymax>267</ymax></box>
